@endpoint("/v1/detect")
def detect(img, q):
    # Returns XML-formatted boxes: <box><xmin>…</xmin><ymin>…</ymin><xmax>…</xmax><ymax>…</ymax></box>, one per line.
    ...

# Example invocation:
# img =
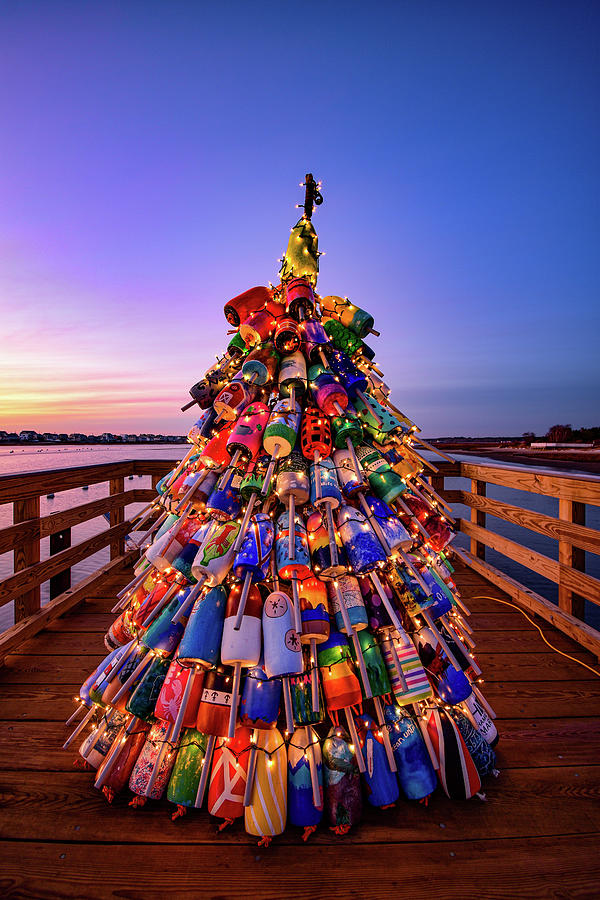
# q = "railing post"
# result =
<box><xmin>470</xmin><ymin>479</ymin><xmax>486</xmax><ymax>560</ymax></box>
<box><xmin>49</xmin><ymin>529</ymin><xmax>72</xmax><ymax>599</ymax></box>
<box><xmin>109</xmin><ymin>477</ymin><xmax>125</xmax><ymax>559</ymax></box>
<box><xmin>430</xmin><ymin>474</ymin><xmax>444</xmax><ymax>496</ymax></box>
<box><xmin>13</xmin><ymin>497</ymin><xmax>41</xmax><ymax>621</ymax></box>
<box><xmin>151</xmin><ymin>474</ymin><xmax>161</xmax><ymax>491</ymax></box>
<box><xmin>558</xmin><ymin>498</ymin><xmax>586</xmax><ymax>620</ymax></box>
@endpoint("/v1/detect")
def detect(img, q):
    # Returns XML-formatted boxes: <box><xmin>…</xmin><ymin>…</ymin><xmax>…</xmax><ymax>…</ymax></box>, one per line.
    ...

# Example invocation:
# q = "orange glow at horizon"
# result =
<box><xmin>0</xmin><ymin>263</ymin><xmax>221</xmax><ymax>434</ymax></box>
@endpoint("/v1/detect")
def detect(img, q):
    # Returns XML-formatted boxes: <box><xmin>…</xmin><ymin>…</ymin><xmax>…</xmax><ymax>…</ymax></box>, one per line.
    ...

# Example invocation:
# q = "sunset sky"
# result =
<box><xmin>1</xmin><ymin>1</ymin><xmax>598</xmax><ymax>437</ymax></box>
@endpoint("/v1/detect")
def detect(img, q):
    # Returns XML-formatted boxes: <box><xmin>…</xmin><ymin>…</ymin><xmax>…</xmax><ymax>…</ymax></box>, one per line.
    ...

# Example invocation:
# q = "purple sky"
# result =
<box><xmin>1</xmin><ymin>1</ymin><xmax>598</xmax><ymax>437</ymax></box>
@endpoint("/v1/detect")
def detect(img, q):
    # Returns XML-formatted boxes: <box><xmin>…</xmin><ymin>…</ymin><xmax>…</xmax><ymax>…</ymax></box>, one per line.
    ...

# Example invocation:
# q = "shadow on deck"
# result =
<box><xmin>1</xmin><ymin>560</ymin><xmax>600</xmax><ymax>899</ymax></box>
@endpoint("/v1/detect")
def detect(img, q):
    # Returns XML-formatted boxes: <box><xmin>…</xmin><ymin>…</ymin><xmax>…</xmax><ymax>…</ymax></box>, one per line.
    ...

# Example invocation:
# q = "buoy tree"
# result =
<box><xmin>64</xmin><ymin>176</ymin><xmax>498</xmax><ymax>844</ymax></box>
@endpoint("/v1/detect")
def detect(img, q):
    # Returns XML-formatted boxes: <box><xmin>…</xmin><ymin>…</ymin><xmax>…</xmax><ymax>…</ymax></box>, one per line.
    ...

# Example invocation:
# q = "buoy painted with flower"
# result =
<box><xmin>129</xmin><ymin>719</ymin><xmax>178</xmax><ymax>802</ymax></box>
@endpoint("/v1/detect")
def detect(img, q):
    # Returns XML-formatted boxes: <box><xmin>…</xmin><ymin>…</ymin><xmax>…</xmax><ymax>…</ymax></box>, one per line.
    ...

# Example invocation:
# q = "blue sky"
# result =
<box><xmin>1</xmin><ymin>0</ymin><xmax>598</xmax><ymax>436</ymax></box>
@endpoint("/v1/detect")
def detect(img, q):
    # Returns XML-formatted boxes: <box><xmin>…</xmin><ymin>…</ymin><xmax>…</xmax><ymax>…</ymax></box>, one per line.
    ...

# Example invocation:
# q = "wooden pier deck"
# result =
<box><xmin>1</xmin><ymin>559</ymin><xmax>600</xmax><ymax>899</ymax></box>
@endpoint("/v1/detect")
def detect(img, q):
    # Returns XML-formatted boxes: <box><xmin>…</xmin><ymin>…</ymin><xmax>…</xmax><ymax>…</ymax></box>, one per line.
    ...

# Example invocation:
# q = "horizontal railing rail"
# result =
<box><xmin>1</xmin><ymin>454</ymin><xmax>599</xmax><ymax>661</ymax></box>
<box><xmin>432</xmin><ymin>460</ymin><xmax>600</xmax><ymax>658</ymax></box>
<box><xmin>0</xmin><ymin>458</ymin><xmax>180</xmax><ymax>660</ymax></box>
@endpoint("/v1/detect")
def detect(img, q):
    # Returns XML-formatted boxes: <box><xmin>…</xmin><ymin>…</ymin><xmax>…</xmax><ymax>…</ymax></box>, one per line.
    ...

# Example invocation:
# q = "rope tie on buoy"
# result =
<box><xmin>217</xmin><ymin>817</ymin><xmax>235</xmax><ymax>832</ymax></box>
<box><xmin>171</xmin><ymin>805</ymin><xmax>187</xmax><ymax>821</ymax></box>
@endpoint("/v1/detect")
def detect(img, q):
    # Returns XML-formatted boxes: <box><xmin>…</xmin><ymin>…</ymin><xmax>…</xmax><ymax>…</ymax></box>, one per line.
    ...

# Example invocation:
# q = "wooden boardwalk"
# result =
<box><xmin>1</xmin><ymin>560</ymin><xmax>600</xmax><ymax>899</ymax></box>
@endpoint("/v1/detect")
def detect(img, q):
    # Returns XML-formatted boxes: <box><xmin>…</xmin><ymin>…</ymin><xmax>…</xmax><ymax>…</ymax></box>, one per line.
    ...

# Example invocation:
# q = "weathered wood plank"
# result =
<box><xmin>0</xmin><ymin>552</ymin><xmax>137</xmax><ymax>661</ymax></box>
<box><xmin>473</xmin><ymin>628</ymin><xmax>587</xmax><ymax>654</ymax></box>
<box><xmin>494</xmin><ymin>717</ymin><xmax>600</xmax><ymax>768</ymax></box>
<box><xmin>109</xmin><ymin>477</ymin><xmax>125</xmax><ymax>559</ymax></box>
<box><xmin>1</xmin><ymin>647</ymin><xmax>592</xmax><ymax>685</ymax></box>
<box><xmin>1</xmin><ymin>717</ymin><xmax>599</xmax><ymax>773</ymax></box>
<box><xmin>2</xmin><ymin>835</ymin><xmax>600</xmax><ymax>899</ymax></box>
<box><xmin>1</xmin><ymin>766</ymin><xmax>599</xmax><ymax>847</ymax></box>
<box><xmin>0</xmin><ymin>490</ymin><xmax>150</xmax><ymax>555</ymax></box>
<box><xmin>482</xmin><ymin>682</ymin><xmax>600</xmax><ymax>718</ymax></box>
<box><xmin>558</xmin><ymin>498</ymin><xmax>587</xmax><ymax>619</ymax></box>
<box><xmin>458</xmin><ymin>519</ymin><xmax>600</xmax><ymax>608</ymax></box>
<box><xmin>11</xmin><ymin>632</ymin><xmax>111</xmax><ymax>656</ymax></box>
<box><xmin>133</xmin><ymin>458</ymin><xmax>181</xmax><ymax>478</ymax></box>
<box><xmin>0</xmin><ymin>654</ymin><xmax>107</xmax><ymax>683</ymax></box>
<box><xmin>2</xmin><ymin>679</ymin><xmax>597</xmax><ymax>723</ymax></box>
<box><xmin>457</xmin><ymin>489</ymin><xmax>600</xmax><ymax>555</ymax></box>
<box><xmin>470</xmin><ymin>479</ymin><xmax>486</xmax><ymax>559</ymax></box>
<box><xmin>0</xmin><ymin>685</ymin><xmax>80</xmax><ymax>720</ymax></box>
<box><xmin>462</xmin><ymin>613</ymin><xmax>533</xmax><ymax>630</ymax></box>
<box><xmin>0</xmin><ymin>461</ymin><xmax>136</xmax><ymax>504</ymax></box>
<box><xmin>0</xmin><ymin>522</ymin><xmax>133</xmax><ymax>609</ymax></box>
<box><xmin>441</xmin><ymin>489</ymin><xmax>462</xmax><ymax>504</ymax></box>
<box><xmin>476</xmin><ymin>651</ymin><xmax>596</xmax><ymax>682</ymax></box>
<box><xmin>44</xmin><ymin>614</ymin><xmax>116</xmax><ymax>633</ymax></box>
<box><xmin>13</xmin><ymin>496</ymin><xmax>41</xmax><ymax>621</ymax></box>
<box><xmin>455</xmin><ymin>547</ymin><xmax>600</xmax><ymax>657</ymax></box>
<box><xmin>458</xmin><ymin>460</ymin><xmax>600</xmax><ymax>506</ymax></box>
<box><xmin>50</xmin><ymin>528</ymin><xmax>73</xmax><ymax>606</ymax></box>
<box><xmin>9</xmin><ymin>623</ymin><xmax>584</xmax><ymax>658</ymax></box>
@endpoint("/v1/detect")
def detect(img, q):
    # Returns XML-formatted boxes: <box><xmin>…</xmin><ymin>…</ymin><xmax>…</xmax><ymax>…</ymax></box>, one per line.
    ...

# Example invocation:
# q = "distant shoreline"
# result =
<box><xmin>0</xmin><ymin>439</ymin><xmax>186</xmax><ymax>447</ymax></box>
<box><xmin>3</xmin><ymin>440</ymin><xmax>599</xmax><ymax>476</ymax></box>
<box><xmin>455</xmin><ymin>447</ymin><xmax>600</xmax><ymax>475</ymax></box>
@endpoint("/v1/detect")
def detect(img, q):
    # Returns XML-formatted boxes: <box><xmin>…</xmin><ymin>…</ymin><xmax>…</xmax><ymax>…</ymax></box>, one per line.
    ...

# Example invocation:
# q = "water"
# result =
<box><xmin>1</xmin><ymin>445</ymin><xmax>598</xmax><ymax>634</ymax></box>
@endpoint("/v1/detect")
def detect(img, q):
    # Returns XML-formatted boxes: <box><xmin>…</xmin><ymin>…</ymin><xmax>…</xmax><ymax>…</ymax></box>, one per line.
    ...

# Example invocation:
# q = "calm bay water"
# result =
<box><xmin>0</xmin><ymin>444</ymin><xmax>598</xmax><ymax>632</ymax></box>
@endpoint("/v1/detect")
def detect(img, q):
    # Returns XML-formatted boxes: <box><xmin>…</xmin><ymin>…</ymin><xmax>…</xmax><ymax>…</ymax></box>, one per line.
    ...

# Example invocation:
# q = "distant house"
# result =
<box><xmin>100</xmin><ymin>433</ymin><xmax>116</xmax><ymax>442</ymax></box>
<box><xmin>42</xmin><ymin>433</ymin><xmax>60</xmax><ymax>442</ymax></box>
<box><xmin>58</xmin><ymin>434</ymin><xmax>68</xmax><ymax>442</ymax></box>
<box><xmin>68</xmin><ymin>433</ymin><xmax>87</xmax><ymax>442</ymax></box>
<box><xmin>19</xmin><ymin>430</ymin><xmax>40</xmax><ymax>442</ymax></box>
<box><xmin>0</xmin><ymin>431</ymin><xmax>9</xmax><ymax>442</ymax></box>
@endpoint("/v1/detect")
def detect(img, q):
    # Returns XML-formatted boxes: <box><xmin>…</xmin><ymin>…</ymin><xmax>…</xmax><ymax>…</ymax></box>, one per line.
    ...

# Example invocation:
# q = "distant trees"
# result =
<box><xmin>546</xmin><ymin>424</ymin><xmax>573</xmax><ymax>442</ymax></box>
<box><xmin>571</xmin><ymin>426</ymin><xmax>600</xmax><ymax>443</ymax></box>
<box><xmin>519</xmin><ymin>426</ymin><xmax>599</xmax><ymax>445</ymax></box>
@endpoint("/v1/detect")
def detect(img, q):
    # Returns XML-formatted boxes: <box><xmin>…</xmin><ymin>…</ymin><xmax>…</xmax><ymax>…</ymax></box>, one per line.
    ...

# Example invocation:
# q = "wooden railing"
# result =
<box><xmin>432</xmin><ymin>459</ymin><xmax>600</xmax><ymax>657</ymax></box>
<box><xmin>0</xmin><ymin>458</ymin><xmax>178</xmax><ymax>660</ymax></box>
<box><xmin>1</xmin><ymin>455</ymin><xmax>599</xmax><ymax>662</ymax></box>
